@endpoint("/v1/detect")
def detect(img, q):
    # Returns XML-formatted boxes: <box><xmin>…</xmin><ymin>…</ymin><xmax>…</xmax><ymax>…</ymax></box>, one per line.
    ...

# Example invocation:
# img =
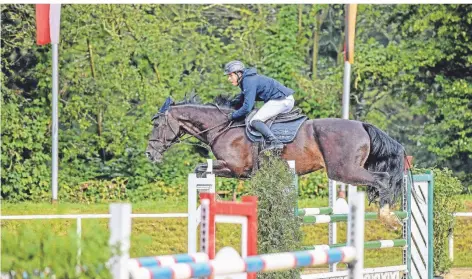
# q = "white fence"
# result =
<box><xmin>2</xmin><ymin>211</ymin><xmax>471</xmax><ymax>263</ymax></box>
<box><xmin>449</xmin><ymin>212</ymin><xmax>472</xmax><ymax>261</ymax></box>
<box><xmin>0</xmin><ymin>212</ymin><xmax>187</xmax><ymax>261</ymax></box>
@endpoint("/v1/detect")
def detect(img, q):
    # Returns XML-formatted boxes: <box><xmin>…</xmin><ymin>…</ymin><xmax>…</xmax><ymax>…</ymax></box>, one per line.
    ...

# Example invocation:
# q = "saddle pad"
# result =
<box><xmin>245</xmin><ymin>116</ymin><xmax>308</xmax><ymax>143</ymax></box>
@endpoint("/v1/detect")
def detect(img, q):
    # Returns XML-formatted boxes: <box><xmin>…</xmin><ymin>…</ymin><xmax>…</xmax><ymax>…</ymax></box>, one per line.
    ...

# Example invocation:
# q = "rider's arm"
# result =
<box><xmin>230</xmin><ymin>80</ymin><xmax>256</xmax><ymax>120</ymax></box>
<box><xmin>230</xmin><ymin>92</ymin><xmax>244</xmax><ymax>107</ymax></box>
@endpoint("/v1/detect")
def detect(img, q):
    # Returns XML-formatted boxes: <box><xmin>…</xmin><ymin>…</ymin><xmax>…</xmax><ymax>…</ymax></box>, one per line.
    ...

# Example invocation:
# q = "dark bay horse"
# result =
<box><xmin>146</xmin><ymin>96</ymin><xmax>406</xmax><ymax>226</ymax></box>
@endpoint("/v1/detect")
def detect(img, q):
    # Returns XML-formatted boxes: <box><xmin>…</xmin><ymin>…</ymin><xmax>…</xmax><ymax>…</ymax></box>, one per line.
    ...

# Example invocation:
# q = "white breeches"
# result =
<box><xmin>250</xmin><ymin>95</ymin><xmax>295</xmax><ymax>125</ymax></box>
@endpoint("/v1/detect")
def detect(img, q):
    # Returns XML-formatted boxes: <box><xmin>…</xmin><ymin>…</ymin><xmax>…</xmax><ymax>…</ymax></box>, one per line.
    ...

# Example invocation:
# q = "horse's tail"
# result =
<box><xmin>362</xmin><ymin>123</ymin><xmax>405</xmax><ymax>206</ymax></box>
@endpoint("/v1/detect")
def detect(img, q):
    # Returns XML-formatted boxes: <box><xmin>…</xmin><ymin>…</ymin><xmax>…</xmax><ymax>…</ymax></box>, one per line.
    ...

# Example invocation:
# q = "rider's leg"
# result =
<box><xmin>251</xmin><ymin>120</ymin><xmax>283</xmax><ymax>150</ymax></box>
<box><xmin>250</xmin><ymin>96</ymin><xmax>294</xmax><ymax>150</ymax></box>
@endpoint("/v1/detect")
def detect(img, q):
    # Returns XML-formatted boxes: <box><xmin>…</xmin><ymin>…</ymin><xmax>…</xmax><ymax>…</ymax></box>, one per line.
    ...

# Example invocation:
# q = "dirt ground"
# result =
<box><xmin>444</xmin><ymin>268</ymin><xmax>472</xmax><ymax>279</ymax></box>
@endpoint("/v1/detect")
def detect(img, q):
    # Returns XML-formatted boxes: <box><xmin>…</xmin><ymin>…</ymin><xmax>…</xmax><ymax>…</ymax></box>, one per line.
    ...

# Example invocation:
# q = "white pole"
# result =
<box><xmin>342</xmin><ymin>61</ymin><xmax>351</xmax><ymax>120</ymax></box>
<box><xmin>49</xmin><ymin>4</ymin><xmax>61</xmax><ymax>203</ymax></box>
<box><xmin>51</xmin><ymin>43</ymin><xmax>59</xmax><ymax>203</ymax></box>
<box><xmin>188</xmin><ymin>173</ymin><xmax>197</xmax><ymax>254</ymax></box>
<box><xmin>109</xmin><ymin>204</ymin><xmax>131</xmax><ymax>279</ymax></box>
<box><xmin>342</xmin><ymin>4</ymin><xmax>358</xmax><ymax>229</ymax></box>
<box><xmin>77</xmin><ymin>217</ymin><xmax>82</xmax><ymax>264</ymax></box>
<box><xmin>188</xmin><ymin>162</ymin><xmax>216</xmax><ymax>254</ymax></box>
<box><xmin>328</xmin><ymin>179</ymin><xmax>337</xmax><ymax>272</ymax></box>
<box><xmin>200</xmin><ymin>199</ymin><xmax>210</xmax><ymax>254</ymax></box>
<box><xmin>343</xmin><ymin>37</ymin><xmax>357</xmax><ymax>255</ymax></box>
<box><xmin>449</xmin><ymin>232</ymin><xmax>454</xmax><ymax>261</ymax></box>
<box><xmin>348</xmin><ymin>192</ymin><xmax>365</xmax><ymax>279</ymax></box>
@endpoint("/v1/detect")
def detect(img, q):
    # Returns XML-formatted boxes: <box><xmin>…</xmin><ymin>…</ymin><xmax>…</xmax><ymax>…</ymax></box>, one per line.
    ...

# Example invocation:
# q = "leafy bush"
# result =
<box><xmin>1</xmin><ymin>221</ymin><xmax>111</xmax><ymax>278</ymax></box>
<box><xmin>247</xmin><ymin>154</ymin><xmax>302</xmax><ymax>279</ymax></box>
<box><xmin>59</xmin><ymin>178</ymin><xmax>128</xmax><ymax>203</ymax></box>
<box><xmin>298</xmin><ymin>171</ymin><xmax>330</xmax><ymax>198</ymax></box>
<box><xmin>413</xmin><ymin>167</ymin><xmax>462</xmax><ymax>276</ymax></box>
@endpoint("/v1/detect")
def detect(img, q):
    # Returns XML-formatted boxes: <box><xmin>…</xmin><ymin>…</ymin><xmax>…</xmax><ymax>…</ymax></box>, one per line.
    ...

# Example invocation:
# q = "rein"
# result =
<box><xmin>149</xmin><ymin>104</ymin><xmax>244</xmax><ymax>153</ymax></box>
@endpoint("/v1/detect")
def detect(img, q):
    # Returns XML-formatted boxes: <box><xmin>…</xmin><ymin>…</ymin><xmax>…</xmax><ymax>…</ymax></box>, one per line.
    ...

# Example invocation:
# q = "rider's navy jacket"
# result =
<box><xmin>230</xmin><ymin>68</ymin><xmax>294</xmax><ymax>120</ymax></box>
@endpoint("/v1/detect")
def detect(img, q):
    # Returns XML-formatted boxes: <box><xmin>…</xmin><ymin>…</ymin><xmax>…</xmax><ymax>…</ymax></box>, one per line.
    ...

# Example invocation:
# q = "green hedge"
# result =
<box><xmin>247</xmin><ymin>154</ymin><xmax>302</xmax><ymax>279</ymax></box>
<box><xmin>411</xmin><ymin>168</ymin><xmax>463</xmax><ymax>276</ymax></box>
<box><xmin>1</xmin><ymin>222</ymin><xmax>111</xmax><ymax>278</ymax></box>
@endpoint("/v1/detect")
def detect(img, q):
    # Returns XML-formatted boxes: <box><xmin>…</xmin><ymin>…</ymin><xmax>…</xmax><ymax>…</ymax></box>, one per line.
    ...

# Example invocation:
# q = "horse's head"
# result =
<box><xmin>145</xmin><ymin>97</ymin><xmax>181</xmax><ymax>163</ymax></box>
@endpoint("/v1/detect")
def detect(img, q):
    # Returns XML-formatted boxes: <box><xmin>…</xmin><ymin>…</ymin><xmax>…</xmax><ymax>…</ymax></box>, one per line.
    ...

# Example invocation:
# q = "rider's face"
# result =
<box><xmin>227</xmin><ymin>72</ymin><xmax>240</xmax><ymax>86</ymax></box>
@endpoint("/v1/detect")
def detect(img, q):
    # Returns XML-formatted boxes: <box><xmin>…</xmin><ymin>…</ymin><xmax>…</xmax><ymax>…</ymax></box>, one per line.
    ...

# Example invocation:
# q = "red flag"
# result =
<box><xmin>35</xmin><ymin>4</ymin><xmax>61</xmax><ymax>45</ymax></box>
<box><xmin>36</xmin><ymin>4</ymin><xmax>50</xmax><ymax>45</ymax></box>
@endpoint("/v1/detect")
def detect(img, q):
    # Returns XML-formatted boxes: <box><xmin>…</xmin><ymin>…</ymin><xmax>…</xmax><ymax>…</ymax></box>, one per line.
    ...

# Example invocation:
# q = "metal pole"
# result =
<box><xmin>342</xmin><ymin>61</ymin><xmax>351</xmax><ymax>120</ymax></box>
<box><xmin>77</xmin><ymin>217</ymin><xmax>82</xmax><ymax>264</ymax></box>
<box><xmin>51</xmin><ymin>43</ymin><xmax>59</xmax><ymax>203</ymax></box>
<box><xmin>328</xmin><ymin>179</ymin><xmax>337</xmax><ymax>272</ymax></box>
<box><xmin>343</xmin><ymin>4</ymin><xmax>358</xmax><ymax>247</ymax></box>
<box><xmin>449</xmin><ymin>232</ymin><xmax>454</xmax><ymax>261</ymax></box>
<box><xmin>188</xmin><ymin>173</ymin><xmax>197</xmax><ymax>254</ymax></box>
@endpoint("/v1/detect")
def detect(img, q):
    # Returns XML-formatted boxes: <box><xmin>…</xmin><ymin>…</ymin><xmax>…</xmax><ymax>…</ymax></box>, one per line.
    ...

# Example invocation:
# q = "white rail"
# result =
<box><xmin>449</xmin><ymin>212</ymin><xmax>472</xmax><ymax>261</ymax></box>
<box><xmin>0</xmin><ymin>213</ymin><xmax>187</xmax><ymax>220</ymax></box>
<box><xmin>0</xmin><ymin>212</ymin><xmax>187</xmax><ymax>263</ymax></box>
<box><xmin>2</xmin><ymin>210</ymin><xmax>471</xmax><ymax>263</ymax></box>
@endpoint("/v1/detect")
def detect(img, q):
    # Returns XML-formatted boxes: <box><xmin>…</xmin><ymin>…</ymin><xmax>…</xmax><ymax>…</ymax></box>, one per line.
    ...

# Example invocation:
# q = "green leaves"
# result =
<box><xmin>1</xmin><ymin>221</ymin><xmax>111</xmax><ymax>278</ymax></box>
<box><xmin>2</xmin><ymin>4</ymin><xmax>470</xmax><ymax>202</ymax></box>
<box><xmin>353</xmin><ymin>4</ymin><xmax>472</xmax><ymax>188</ymax></box>
<box><xmin>247</xmin><ymin>155</ymin><xmax>302</xmax><ymax>279</ymax></box>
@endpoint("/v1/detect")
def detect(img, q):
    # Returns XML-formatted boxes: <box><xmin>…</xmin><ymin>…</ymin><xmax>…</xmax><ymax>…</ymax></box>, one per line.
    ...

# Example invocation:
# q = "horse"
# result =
<box><xmin>145</xmin><ymin>95</ymin><xmax>407</xmax><ymax>227</ymax></box>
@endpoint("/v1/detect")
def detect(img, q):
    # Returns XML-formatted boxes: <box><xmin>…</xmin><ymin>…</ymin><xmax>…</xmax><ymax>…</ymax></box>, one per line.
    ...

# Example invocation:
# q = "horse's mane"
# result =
<box><xmin>173</xmin><ymin>91</ymin><xmax>235</xmax><ymax>109</ymax></box>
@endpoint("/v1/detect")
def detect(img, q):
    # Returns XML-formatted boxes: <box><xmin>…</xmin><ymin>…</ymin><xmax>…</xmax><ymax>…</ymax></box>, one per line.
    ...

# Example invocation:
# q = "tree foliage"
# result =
<box><xmin>1</xmin><ymin>4</ymin><xmax>471</xmax><ymax>201</ymax></box>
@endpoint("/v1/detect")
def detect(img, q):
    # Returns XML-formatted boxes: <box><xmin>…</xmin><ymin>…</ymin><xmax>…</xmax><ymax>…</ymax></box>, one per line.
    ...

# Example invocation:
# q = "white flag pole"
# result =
<box><xmin>50</xmin><ymin>4</ymin><xmax>61</xmax><ymax>203</ymax></box>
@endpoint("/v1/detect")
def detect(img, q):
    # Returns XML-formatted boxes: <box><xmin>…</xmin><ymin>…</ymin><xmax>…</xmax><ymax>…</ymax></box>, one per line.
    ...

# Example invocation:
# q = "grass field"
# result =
<box><xmin>2</xmin><ymin>195</ymin><xmax>472</xmax><ymax>269</ymax></box>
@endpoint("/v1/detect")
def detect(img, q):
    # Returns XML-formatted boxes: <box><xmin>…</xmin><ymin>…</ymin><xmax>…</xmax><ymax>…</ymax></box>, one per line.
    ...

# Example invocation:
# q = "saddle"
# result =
<box><xmin>242</xmin><ymin>107</ymin><xmax>308</xmax><ymax>144</ymax></box>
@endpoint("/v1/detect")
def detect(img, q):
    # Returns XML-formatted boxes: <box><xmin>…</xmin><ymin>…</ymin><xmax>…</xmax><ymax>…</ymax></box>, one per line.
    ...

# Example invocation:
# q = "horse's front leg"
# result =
<box><xmin>211</xmin><ymin>160</ymin><xmax>235</xmax><ymax>178</ymax></box>
<box><xmin>194</xmin><ymin>160</ymin><xmax>235</xmax><ymax>178</ymax></box>
<box><xmin>194</xmin><ymin>162</ymin><xmax>209</xmax><ymax>177</ymax></box>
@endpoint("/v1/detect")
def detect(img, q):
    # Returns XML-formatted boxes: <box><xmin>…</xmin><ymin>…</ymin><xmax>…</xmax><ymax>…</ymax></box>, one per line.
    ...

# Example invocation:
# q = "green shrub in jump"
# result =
<box><xmin>247</xmin><ymin>154</ymin><xmax>302</xmax><ymax>279</ymax></box>
<box><xmin>412</xmin><ymin>168</ymin><xmax>463</xmax><ymax>276</ymax></box>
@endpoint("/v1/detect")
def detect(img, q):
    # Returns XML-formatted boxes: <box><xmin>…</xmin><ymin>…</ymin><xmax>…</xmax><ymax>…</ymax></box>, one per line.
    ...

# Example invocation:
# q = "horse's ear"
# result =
<box><xmin>151</xmin><ymin>113</ymin><xmax>160</xmax><ymax>121</ymax></box>
<box><xmin>158</xmin><ymin>96</ymin><xmax>173</xmax><ymax>113</ymax></box>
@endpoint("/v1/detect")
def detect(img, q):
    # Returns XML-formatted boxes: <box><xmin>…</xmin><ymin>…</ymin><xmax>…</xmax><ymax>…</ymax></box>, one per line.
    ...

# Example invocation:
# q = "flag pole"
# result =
<box><xmin>50</xmin><ymin>4</ymin><xmax>61</xmax><ymax>203</ymax></box>
<box><xmin>51</xmin><ymin>42</ymin><xmax>59</xmax><ymax>203</ymax></box>
<box><xmin>36</xmin><ymin>4</ymin><xmax>61</xmax><ymax>203</ymax></box>
<box><xmin>343</xmin><ymin>3</ymin><xmax>358</xmax><ymax>250</ymax></box>
<box><xmin>339</xmin><ymin>4</ymin><xmax>358</xmax><ymax>207</ymax></box>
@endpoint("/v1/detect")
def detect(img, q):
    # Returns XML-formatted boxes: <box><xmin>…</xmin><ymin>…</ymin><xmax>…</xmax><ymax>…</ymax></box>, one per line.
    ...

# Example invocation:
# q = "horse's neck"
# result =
<box><xmin>172</xmin><ymin>105</ymin><xmax>228</xmax><ymax>143</ymax></box>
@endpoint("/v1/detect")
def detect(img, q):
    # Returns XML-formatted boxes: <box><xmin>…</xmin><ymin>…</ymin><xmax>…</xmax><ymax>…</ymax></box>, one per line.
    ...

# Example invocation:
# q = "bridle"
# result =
<box><xmin>148</xmin><ymin>112</ymin><xmax>183</xmax><ymax>153</ymax></box>
<box><xmin>148</xmin><ymin>104</ymin><xmax>244</xmax><ymax>154</ymax></box>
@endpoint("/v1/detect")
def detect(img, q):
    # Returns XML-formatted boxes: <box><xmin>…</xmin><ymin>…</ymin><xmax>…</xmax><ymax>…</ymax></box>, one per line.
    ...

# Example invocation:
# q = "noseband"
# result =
<box><xmin>148</xmin><ymin>113</ymin><xmax>183</xmax><ymax>153</ymax></box>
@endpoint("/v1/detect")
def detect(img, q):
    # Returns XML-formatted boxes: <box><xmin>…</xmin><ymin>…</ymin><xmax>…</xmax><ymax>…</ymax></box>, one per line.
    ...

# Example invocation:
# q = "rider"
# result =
<box><xmin>224</xmin><ymin>60</ymin><xmax>295</xmax><ymax>151</ymax></box>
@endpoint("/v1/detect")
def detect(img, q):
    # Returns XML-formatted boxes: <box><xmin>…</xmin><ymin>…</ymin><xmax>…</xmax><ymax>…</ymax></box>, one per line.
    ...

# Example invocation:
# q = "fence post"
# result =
<box><xmin>348</xmin><ymin>192</ymin><xmax>365</xmax><ymax>279</ymax></box>
<box><xmin>109</xmin><ymin>203</ymin><xmax>131</xmax><ymax>279</ymax></box>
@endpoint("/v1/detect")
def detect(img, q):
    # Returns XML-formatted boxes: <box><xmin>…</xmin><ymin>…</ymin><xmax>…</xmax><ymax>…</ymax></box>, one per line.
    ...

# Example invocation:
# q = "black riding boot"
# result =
<box><xmin>251</xmin><ymin>120</ymin><xmax>284</xmax><ymax>151</ymax></box>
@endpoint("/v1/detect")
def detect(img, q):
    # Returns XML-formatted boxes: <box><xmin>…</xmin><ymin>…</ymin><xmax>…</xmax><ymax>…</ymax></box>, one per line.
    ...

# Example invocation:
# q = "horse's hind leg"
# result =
<box><xmin>327</xmin><ymin>164</ymin><xmax>391</xmax><ymax>202</ymax></box>
<box><xmin>327</xmin><ymin>164</ymin><xmax>400</xmax><ymax>228</ymax></box>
